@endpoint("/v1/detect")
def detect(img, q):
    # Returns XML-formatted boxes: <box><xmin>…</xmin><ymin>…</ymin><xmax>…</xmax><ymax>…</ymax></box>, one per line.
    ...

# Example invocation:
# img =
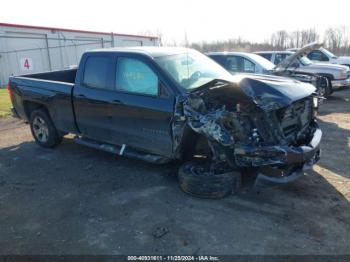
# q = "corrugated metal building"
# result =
<box><xmin>0</xmin><ymin>23</ymin><xmax>159</xmax><ymax>86</ymax></box>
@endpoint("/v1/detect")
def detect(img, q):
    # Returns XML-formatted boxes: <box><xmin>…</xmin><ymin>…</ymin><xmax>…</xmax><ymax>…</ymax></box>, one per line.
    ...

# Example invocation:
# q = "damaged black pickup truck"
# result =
<box><xmin>8</xmin><ymin>47</ymin><xmax>322</xmax><ymax>198</ymax></box>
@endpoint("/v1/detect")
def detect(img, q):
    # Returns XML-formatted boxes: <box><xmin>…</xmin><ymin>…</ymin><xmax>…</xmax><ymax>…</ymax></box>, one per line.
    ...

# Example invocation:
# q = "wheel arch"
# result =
<box><xmin>316</xmin><ymin>73</ymin><xmax>334</xmax><ymax>81</ymax></box>
<box><xmin>178</xmin><ymin>127</ymin><xmax>212</xmax><ymax>161</ymax></box>
<box><xmin>23</xmin><ymin>100</ymin><xmax>50</xmax><ymax>120</ymax></box>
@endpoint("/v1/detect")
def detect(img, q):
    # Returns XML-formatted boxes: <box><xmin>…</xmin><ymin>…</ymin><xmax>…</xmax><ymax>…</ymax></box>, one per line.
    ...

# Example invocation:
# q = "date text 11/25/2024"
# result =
<box><xmin>127</xmin><ymin>256</ymin><xmax>219</xmax><ymax>261</ymax></box>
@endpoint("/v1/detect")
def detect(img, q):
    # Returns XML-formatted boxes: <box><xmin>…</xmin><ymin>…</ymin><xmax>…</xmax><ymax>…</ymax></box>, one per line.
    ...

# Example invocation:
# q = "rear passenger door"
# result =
<box><xmin>109</xmin><ymin>55</ymin><xmax>175</xmax><ymax>157</ymax></box>
<box><xmin>73</xmin><ymin>54</ymin><xmax>118</xmax><ymax>142</ymax></box>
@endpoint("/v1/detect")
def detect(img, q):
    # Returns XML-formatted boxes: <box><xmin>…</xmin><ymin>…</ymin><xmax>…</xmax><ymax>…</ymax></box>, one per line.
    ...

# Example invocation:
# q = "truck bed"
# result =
<box><xmin>9</xmin><ymin>69</ymin><xmax>77</xmax><ymax>134</ymax></box>
<box><xmin>22</xmin><ymin>68</ymin><xmax>77</xmax><ymax>84</ymax></box>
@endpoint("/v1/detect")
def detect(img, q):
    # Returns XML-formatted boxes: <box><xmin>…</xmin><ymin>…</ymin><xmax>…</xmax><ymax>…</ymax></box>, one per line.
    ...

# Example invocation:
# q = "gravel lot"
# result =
<box><xmin>0</xmin><ymin>89</ymin><xmax>349</xmax><ymax>255</ymax></box>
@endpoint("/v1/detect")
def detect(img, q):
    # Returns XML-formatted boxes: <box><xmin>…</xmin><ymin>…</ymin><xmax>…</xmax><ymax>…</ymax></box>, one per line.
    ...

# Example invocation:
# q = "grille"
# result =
<box><xmin>279</xmin><ymin>98</ymin><xmax>312</xmax><ymax>143</ymax></box>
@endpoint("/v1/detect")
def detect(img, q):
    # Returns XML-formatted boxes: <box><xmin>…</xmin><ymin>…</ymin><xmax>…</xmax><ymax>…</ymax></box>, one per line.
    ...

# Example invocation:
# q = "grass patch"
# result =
<box><xmin>0</xmin><ymin>88</ymin><xmax>12</xmax><ymax>117</ymax></box>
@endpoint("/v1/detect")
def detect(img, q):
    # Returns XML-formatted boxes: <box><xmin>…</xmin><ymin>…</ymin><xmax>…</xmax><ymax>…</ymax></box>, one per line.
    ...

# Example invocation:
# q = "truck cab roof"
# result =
<box><xmin>86</xmin><ymin>46</ymin><xmax>192</xmax><ymax>58</ymax></box>
<box><xmin>255</xmin><ymin>51</ymin><xmax>294</xmax><ymax>55</ymax></box>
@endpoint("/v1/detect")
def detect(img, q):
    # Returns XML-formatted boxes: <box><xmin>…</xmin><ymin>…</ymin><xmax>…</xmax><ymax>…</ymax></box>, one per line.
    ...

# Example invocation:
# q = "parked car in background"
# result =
<box><xmin>307</xmin><ymin>48</ymin><xmax>350</xmax><ymax>68</ymax></box>
<box><xmin>8</xmin><ymin>47</ymin><xmax>322</xmax><ymax>198</ymax></box>
<box><xmin>254</xmin><ymin>51</ymin><xmax>292</xmax><ymax>65</ymax></box>
<box><xmin>254</xmin><ymin>43</ymin><xmax>350</xmax><ymax>96</ymax></box>
<box><xmin>207</xmin><ymin>51</ymin><xmax>274</xmax><ymax>75</ymax></box>
<box><xmin>287</xmin><ymin>47</ymin><xmax>350</xmax><ymax>68</ymax></box>
<box><xmin>207</xmin><ymin>51</ymin><xmax>329</xmax><ymax>98</ymax></box>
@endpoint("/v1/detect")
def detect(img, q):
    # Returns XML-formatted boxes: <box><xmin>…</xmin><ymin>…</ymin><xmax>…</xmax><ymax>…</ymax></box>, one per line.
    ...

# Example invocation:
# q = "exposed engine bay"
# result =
<box><xmin>180</xmin><ymin>77</ymin><xmax>321</xmax><ymax>184</ymax></box>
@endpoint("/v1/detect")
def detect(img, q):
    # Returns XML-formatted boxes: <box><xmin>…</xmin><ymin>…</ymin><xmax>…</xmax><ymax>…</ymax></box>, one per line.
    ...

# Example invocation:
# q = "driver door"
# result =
<box><xmin>108</xmin><ymin>55</ymin><xmax>175</xmax><ymax>157</ymax></box>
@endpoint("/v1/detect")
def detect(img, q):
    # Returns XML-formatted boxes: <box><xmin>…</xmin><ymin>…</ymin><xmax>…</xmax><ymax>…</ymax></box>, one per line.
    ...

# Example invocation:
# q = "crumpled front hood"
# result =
<box><xmin>229</xmin><ymin>74</ymin><xmax>316</xmax><ymax>111</ymax></box>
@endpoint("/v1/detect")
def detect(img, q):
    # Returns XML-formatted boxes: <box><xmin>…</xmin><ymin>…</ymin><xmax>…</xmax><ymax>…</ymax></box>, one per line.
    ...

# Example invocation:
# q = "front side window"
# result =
<box><xmin>226</xmin><ymin>56</ymin><xmax>255</xmax><ymax>73</ymax></box>
<box><xmin>243</xmin><ymin>58</ymin><xmax>255</xmax><ymax>73</ymax></box>
<box><xmin>83</xmin><ymin>56</ymin><xmax>110</xmax><ymax>89</ymax></box>
<box><xmin>308</xmin><ymin>51</ymin><xmax>329</xmax><ymax>62</ymax></box>
<box><xmin>116</xmin><ymin>57</ymin><xmax>158</xmax><ymax>96</ymax></box>
<box><xmin>225</xmin><ymin>56</ymin><xmax>241</xmax><ymax>72</ymax></box>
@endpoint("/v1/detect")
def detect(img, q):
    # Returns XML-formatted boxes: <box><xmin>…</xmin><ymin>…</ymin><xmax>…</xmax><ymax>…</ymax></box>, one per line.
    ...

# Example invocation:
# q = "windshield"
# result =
<box><xmin>299</xmin><ymin>56</ymin><xmax>313</xmax><ymax>66</ymax></box>
<box><xmin>320</xmin><ymin>47</ymin><xmax>337</xmax><ymax>58</ymax></box>
<box><xmin>154</xmin><ymin>51</ymin><xmax>232</xmax><ymax>90</ymax></box>
<box><xmin>249</xmin><ymin>53</ymin><xmax>275</xmax><ymax>70</ymax></box>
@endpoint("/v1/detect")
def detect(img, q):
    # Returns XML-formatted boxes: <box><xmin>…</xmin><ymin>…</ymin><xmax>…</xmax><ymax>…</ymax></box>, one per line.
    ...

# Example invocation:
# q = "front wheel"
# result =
<box><xmin>178</xmin><ymin>160</ymin><xmax>241</xmax><ymax>199</ymax></box>
<box><xmin>320</xmin><ymin>77</ymin><xmax>332</xmax><ymax>98</ymax></box>
<box><xmin>30</xmin><ymin>109</ymin><xmax>62</xmax><ymax>148</ymax></box>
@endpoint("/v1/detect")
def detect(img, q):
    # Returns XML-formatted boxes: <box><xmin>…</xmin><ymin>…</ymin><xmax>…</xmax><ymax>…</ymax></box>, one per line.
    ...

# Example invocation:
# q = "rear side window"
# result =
<box><xmin>116</xmin><ymin>57</ymin><xmax>158</xmax><ymax>96</ymax></box>
<box><xmin>83</xmin><ymin>56</ymin><xmax>110</xmax><ymax>89</ymax></box>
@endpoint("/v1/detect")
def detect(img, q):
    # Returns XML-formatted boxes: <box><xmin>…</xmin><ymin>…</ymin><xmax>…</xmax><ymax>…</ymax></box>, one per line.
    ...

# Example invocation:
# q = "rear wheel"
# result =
<box><xmin>30</xmin><ymin>109</ymin><xmax>62</xmax><ymax>148</ymax></box>
<box><xmin>178</xmin><ymin>160</ymin><xmax>241</xmax><ymax>199</ymax></box>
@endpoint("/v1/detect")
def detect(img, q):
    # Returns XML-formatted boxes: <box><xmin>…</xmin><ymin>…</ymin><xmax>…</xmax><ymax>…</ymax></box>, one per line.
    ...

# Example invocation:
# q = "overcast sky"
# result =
<box><xmin>2</xmin><ymin>0</ymin><xmax>350</xmax><ymax>43</ymax></box>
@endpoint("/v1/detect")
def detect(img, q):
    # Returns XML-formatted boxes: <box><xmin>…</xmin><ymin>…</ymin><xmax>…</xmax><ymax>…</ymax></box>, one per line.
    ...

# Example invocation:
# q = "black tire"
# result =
<box><xmin>322</xmin><ymin>77</ymin><xmax>332</xmax><ymax>97</ymax></box>
<box><xmin>29</xmin><ymin>109</ymin><xmax>62</xmax><ymax>148</ymax></box>
<box><xmin>178</xmin><ymin>160</ymin><xmax>241</xmax><ymax>199</ymax></box>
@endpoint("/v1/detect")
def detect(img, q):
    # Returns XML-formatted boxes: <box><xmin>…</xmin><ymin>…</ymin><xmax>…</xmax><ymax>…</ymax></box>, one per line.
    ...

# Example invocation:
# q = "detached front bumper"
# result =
<box><xmin>234</xmin><ymin>121</ymin><xmax>322</xmax><ymax>187</ymax></box>
<box><xmin>332</xmin><ymin>77</ymin><xmax>350</xmax><ymax>89</ymax></box>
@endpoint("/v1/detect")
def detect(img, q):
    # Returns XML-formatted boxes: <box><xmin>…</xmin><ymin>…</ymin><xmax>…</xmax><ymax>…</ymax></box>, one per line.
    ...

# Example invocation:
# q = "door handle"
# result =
<box><xmin>77</xmin><ymin>94</ymin><xmax>86</xmax><ymax>98</ymax></box>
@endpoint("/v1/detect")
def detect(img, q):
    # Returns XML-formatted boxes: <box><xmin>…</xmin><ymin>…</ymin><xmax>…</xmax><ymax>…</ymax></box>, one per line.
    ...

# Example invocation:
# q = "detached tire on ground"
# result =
<box><xmin>29</xmin><ymin>109</ymin><xmax>62</xmax><ymax>148</ymax></box>
<box><xmin>178</xmin><ymin>160</ymin><xmax>241</xmax><ymax>199</ymax></box>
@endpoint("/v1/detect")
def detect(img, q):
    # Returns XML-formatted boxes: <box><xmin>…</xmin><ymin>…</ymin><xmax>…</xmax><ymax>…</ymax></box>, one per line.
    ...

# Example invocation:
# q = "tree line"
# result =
<box><xmin>188</xmin><ymin>26</ymin><xmax>350</xmax><ymax>55</ymax></box>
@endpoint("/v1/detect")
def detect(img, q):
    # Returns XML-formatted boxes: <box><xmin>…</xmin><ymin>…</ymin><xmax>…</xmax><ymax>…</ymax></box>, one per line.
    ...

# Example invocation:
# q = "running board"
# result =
<box><xmin>73</xmin><ymin>136</ymin><xmax>170</xmax><ymax>164</ymax></box>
